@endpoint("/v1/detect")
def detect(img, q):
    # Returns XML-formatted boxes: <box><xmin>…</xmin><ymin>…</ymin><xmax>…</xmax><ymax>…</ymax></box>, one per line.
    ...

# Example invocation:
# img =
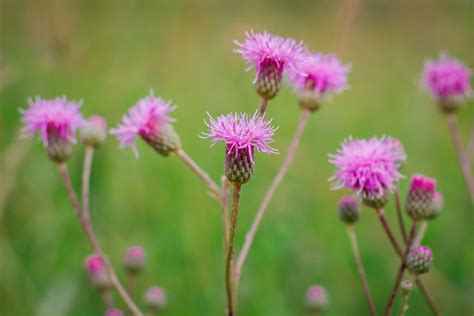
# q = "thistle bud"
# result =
<box><xmin>254</xmin><ymin>60</ymin><xmax>283</xmax><ymax>100</ymax></box>
<box><xmin>140</xmin><ymin>124</ymin><xmax>181</xmax><ymax>157</ymax></box>
<box><xmin>123</xmin><ymin>246</ymin><xmax>146</xmax><ymax>274</ymax></box>
<box><xmin>407</xmin><ymin>246</ymin><xmax>433</xmax><ymax>275</ymax></box>
<box><xmin>305</xmin><ymin>285</ymin><xmax>329</xmax><ymax>313</ymax></box>
<box><xmin>80</xmin><ymin>115</ymin><xmax>107</xmax><ymax>148</ymax></box>
<box><xmin>406</xmin><ymin>174</ymin><xmax>436</xmax><ymax>221</ymax></box>
<box><xmin>144</xmin><ymin>286</ymin><xmax>167</xmax><ymax>312</ymax></box>
<box><xmin>85</xmin><ymin>254</ymin><xmax>110</xmax><ymax>290</ymax></box>
<box><xmin>225</xmin><ymin>147</ymin><xmax>254</xmax><ymax>185</ymax></box>
<box><xmin>337</xmin><ymin>195</ymin><xmax>360</xmax><ymax>224</ymax></box>
<box><xmin>105</xmin><ymin>308</ymin><xmax>124</xmax><ymax>316</ymax></box>
<box><xmin>362</xmin><ymin>193</ymin><xmax>389</xmax><ymax>210</ymax></box>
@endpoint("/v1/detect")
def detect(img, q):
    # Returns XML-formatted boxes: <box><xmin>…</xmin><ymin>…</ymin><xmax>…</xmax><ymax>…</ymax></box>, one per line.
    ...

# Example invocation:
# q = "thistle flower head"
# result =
<box><xmin>305</xmin><ymin>285</ymin><xmax>329</xmax><ymax>312</ymax></box>
<box><xmin>329</xmin><ymin>136</ymin><xmax>403</xmax><ymax>204</ymax></box>
<box><xmin>110</xmin><ymin>91</ymin><xmax>176</xmax><ymax>157</ymax></box>
<box><xmin>407</xmin><ymin>245</ymin><xmax>433</xmax><ymax>275</ymax></box>
<box><xmin>20</xmin><ymin>96</ymin><xmax>84</xmax><ymax>146</ymax></box>
<box><xmin>144</xmin><ymin>286</ymin><xmax>167</xmax><ymax>312</ymax></box>
<box><xmin>422</xmin><ymin>54</ymin><xmax>471</xmax><ymax>100</ymax></box>
<box><xmin>234</xmin><ymin>30</ymin><xmax>304</xmax><ymax>79</ymax></box>
<box><xmin>384</xmin><ymin>136</ymin><xmax>407</xmax><ymax>166</ymax></box>
<box><xmin>289</xmin><ymin>52</ymin><xmax>350</xmax><ymax>98</ymax></box>
<box><xmin>337</xmin><ymin>195</ymin><xmax>360</xmax><ymax>224</ymax></box>
<box><xmin>84</xmin><ymin>254</ymin><xmax>110</xmax><ymax>289</ymax></box>
<box><xmin>80</xmin><ymin>115</ymin><xmax>108</xmax><ymax>148</ymax></box>
<box><xmin>406</xmin><ymin>174</ymin><xmax>437</xmax><ymax>221</ymax></box>
<box><xmin>202</xmin><ymin>112</ymin><xmax>277</xmax><ymax>163</ymax></box>
<box><xmin>105</xmin><ymin>308</ymin><xmax>124</xmax><ymax>316</ymax></box>
<box><xmin>123</xmin><ymin>245</ymin><xmax>146</xmax><ymax>274</ymax></box>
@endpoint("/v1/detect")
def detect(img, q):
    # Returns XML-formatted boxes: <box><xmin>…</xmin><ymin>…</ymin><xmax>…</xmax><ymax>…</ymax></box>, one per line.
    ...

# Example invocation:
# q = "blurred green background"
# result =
<box><xmin>0</xmin><ymin>1</ymin><xmax>473</xmax><ymax>315</ymax></box>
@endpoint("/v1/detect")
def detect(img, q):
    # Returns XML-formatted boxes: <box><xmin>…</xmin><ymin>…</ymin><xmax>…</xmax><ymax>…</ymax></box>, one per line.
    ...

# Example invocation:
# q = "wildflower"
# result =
<box><xmin>20</xmin><ymin>96</ymin><xmax>84</xmax><ymax>162</ymax></box>
<box><xmin>329</xmin><ymin>136</ymin><xmax>403</xmax><ymax>208</ymax></box>
<box><xmin>337</xmin><ymin>195</ymin><xmax>360</xmax><ymax>224</ymax></box>
<box><xmin>144</xmin><ymin>286</ymin><xmax>167</xmax><ymax>312</ymax></box>
<box><xmin>406</xmin><ymin>174</ymin><xmax>436</xmax><ymax>221</ymax></box>
<box><xmin>84</xmin><ymin>254</ymin><xmax>110</xmax><ymax>290</ymax></box>
<box><xmin>407</xmin><ymin>246</ymin><xmax>433</xmax><ymax>275</ymax></box>
<box><xmin>80</xmin><ymin>115</ymin><xmax>108</xmax><ymax>148</ymax></box>
<box><xmin>288</xmin><ymin>52</ymin><xmax>350</xmax><ymax>111</ymax></box>
<box><xmin>111</xmin><ymin>91</ymin><xmax>180</xmax><ymax>157</ymax></box>
<box><xmin>384</xmin><ymin>136</ymin><xmax>407</xmax><ymax>167</ymax></box>
<box><xmin>305</xmin><ymin>285</ymin><xmax>329</xmax><ymax>313</ymax></box>
<box><xmin>235</xmin><ymin>30</ymin><xmax>304</xmax><ymax>100</ymax></box>
<box><xmin>202</xmin><ymin>112</ymin><xmax>277</xmax><ymax>184</ymax></box>
<box><xmin>422</xmin><ymin>54</ymin><xmax>471</xmax><ymax>112</ymax></box>
<box><xmin>123</xmin><ymin>246</ymin><xmax>146</xmax><ymax>274</ymax></box>
<box><xmin>429</xmin><ymin>191</ymin><xmax>444</xmax><ymax>219</ymax></box>
<box><xmin>105</xmin><ymin>308</ymin><xmax>124</xmax><ymax>316</ymax></box>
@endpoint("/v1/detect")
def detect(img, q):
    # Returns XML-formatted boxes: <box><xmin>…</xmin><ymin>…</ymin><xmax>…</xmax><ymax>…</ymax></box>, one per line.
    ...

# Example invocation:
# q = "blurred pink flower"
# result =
<box><xmin>288</xmin><ymin>52</ymin><xmax>350</xmax><ymax>98</ymax></box>
<box><xmin>105</xmin><ymin>308</ymin><xmax>124</xmax><ymax>316</ymax></box>
<box><xmin>110</xmin><ymin>91</ymin><xmax>175</xmax><ymax>157</ymax></box>
<box><xmin>202</xmin><ymin>112</ymin><xmax>277</xmax><ymax>162</ymax></box>
<box><xmin>422</xmin><ymin>54</ymin><xmax>471</xmax><ymax>99</ymax></box>
<box><xmin>20</xmin><ymin>96</ymin><xmax>84</xmax><ymax>146</ymax></box>
<box><xmin>234</xmin><ymin>30</ymin><xmax>304</xmax><ymax>80</ymax></box>
<box><xmin>329</xmin><ymin>136</ymin><xmax>402</xmax><ymax>200</ymax></box>
<box><xmin>84</xmin><ymin>254</ymin><xmax>106</xmax><ymax>275</ymax></box>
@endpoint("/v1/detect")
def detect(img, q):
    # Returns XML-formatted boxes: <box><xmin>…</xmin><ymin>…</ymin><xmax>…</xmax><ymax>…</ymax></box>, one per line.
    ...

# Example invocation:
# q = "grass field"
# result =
<box><xmin>0</xmin><ymin>1</ymin><xmax>473</xmax><ymax>315</ymax></box>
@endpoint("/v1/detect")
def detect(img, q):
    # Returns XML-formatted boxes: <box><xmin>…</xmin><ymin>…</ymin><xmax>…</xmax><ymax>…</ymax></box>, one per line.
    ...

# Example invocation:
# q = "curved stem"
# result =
<box><xmin>258</xmin><ymin>98</ymin><xmax>268</xmax><ymax>116</ymax></box>
<box><xmin>346</xmin><ymin>225</ymin><xmax>377</xmax><ymax>316</ymax></box>
<box><xmin>176</xmin><ymin>148</ymin><xmax>222</xmax><ymax>203</ymax></box>
<box><xmin>446</xmin><ymin>113</ymin><xmax>474</xmax><ymax>202</ymax></box>
<box><xmin>413</xmin><ymin>220</ymin><xmax>428</xmax><ymax>247</ymax></box>
<box><xmin>384</xmin><ymin>223</ymin><xmax>416</xmax><ymax>316</ymax></box>
<box><xmin>394</xmin><ymin>188</ymin><xmax>407</xmax><ymax>244</ymax></box>
<box><xmin>397</xmin><ymin>281</ymin><xmax>413</xmax><ymax>316</ymax></box>
<box><xmin>57</xmin><ymin>163</ymin><xmax>143</xmax><ymax>316</ymax></box>
<box><xmin>225</xmin><ymin>184</ymin><xmax>241</xmax><ymax>316</ymax></box>
<box><xmin>375</xmin><ymin>208</ymin><xmax>440</xmax><ymax>316</ymax></box>
<box><xmin>235</xmin><ymin>109</ymin><xmax>311</xmax><ymax>277</ymax></box>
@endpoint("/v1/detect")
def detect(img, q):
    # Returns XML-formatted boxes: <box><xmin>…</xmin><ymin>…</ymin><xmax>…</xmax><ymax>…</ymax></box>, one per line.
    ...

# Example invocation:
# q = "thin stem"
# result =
<box><xmin>413</xmin><ymin>220</ymin><xmax>428</xmax><ymax>246</ymax></box>
<box><xmin>375</xmin><ymin>208</ymin><xmax>440</xmax><ymax>316</ymax></box>
<box><xmin>466</xmin><ymin>120</ymin><xmax>474</xmax><ymax>166</ymax></box>
<box><xmin>346</xmin><ymin>225</ymin><xmax>377</xmax><ymax>316</ymax></box>
<box><xmin>384</xmin><ymin>223</ymin><xmax>416</xmax><ymax>316</ymax></box>
<box><xmin>394</xmin><ymin>188</ymin><xmax>407</xmax><ymax>244</ymax></box>
<box><xmin>57</xmin><ymin>163</ymin><xmax>143</xmax><ymax>316</ymax></box>
<box><xmin>225</xmin><ymin>184</ymin><xmax>241</xmax><ymax>316</ymax></box>
<box><xmin>258</xmin><ymin>98</ymin><xmax>268</xmax><ymax>116</ymax></box>
<box><xmin>100</xmin><ymin>288</ymin><xmax>114</xmax><ymax>308</ymax></box>
<box><xmin>397</xmin><ymin>282</ymin><xmax>413</xmax><ymax>316</ymax></box>
<box><xmin>446</xmin><ymin>113</ymin><xmax>474</xmax><ymax>202</ymax></box>
<box><xmin>236</xmin><ymin>109</ymin><xmax>311</xmax><ymax>276</ymax></box>
<box><xmin>221</xmin><ymin>177</ymin><xmax>231</xmax><ymax>252</ymax></box>
<box><xmin>127</xmin><ymin>272</ymin><xmax>138</xmax><ymax>300</ymax></box>
<box><xmin>82</xmin><ymin>146</ymin><xmax>94</xmax><ymax>217</ymax></box>
<box><xmin>176</xmin><ymin>148</ymin><xmax>222</xmax><ymax>203</ymax></box>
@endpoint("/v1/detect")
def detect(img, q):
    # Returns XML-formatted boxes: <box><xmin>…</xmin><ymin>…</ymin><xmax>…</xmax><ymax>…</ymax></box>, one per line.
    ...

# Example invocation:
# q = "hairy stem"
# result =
<box><xmin>384</xmin><ymin>223</ymin><xmax>416</xmax><ymax>316</ymax></box>
<box><xmin>346</xmin><ymin>225</ymin><xmax>377</xmax><ymax>316</ymax></box>
<box><xmin>225</xmin><ymin>184</ymin><xmax>241</xmax><ymax>316</ymax></box>
<box><xmin>57</xmin><ymin>163</ymin><xmax>143</xmax><ymax>316</ymax></box>
<box><xmin>176</xmin><ymin>148</ymin><xmax>223</xmax><ymax>203</ymax></box>
<box><xmin>235</xmin><ymin>109</ymin><xmax>311</xmax><ymax>277</ymax></box>
<box><xmin>394</xmin><ymin>188</ymin><xmax>407</xmax><ymax>244</ymax></box>
<box><xmin>446</xmin><ymin>113</ymin><xmax>474</xmax><ymax>202</ymax></box>
<box><xmin>221</xmin><ymin>177</ymin><xmax>231</xmax><ymax>251</ymax></box>
<box><xmin>375</xmin><ymin>208</ymin><xmax>440</xmax><ymax>315</ymax></box>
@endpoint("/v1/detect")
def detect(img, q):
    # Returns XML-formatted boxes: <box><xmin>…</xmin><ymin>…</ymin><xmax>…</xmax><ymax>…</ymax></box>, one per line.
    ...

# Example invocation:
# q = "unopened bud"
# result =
<box><xmin>254</xmin><ymin>60</ymin><xmax>283</xmax><ymax>100</ymax></box>
<box><xmin>141</xmin><ymin>124</ymin><xmax>181</xmax><ymax>157</ymax></box>
<box><xmin>407</xmin><ymin>246</ymin><xmax>433</xmax><ymax>275</ymax></box>
<box><xmin>338</xmin><ymin>195</ymin><xmax>360</xmax><ymax>224</ymax></box>
<box><xmin>80</xmin><ymin>115</ymin><xmax>107</xmax><ymax>148</ymax></box>
<box><xmin>428</xmin><ymin>191</ymin><xmax>443</xmax><ymax>220</ymax></box>
<box><xmin>123</xmin><ymin>246</ymin><xmax>146</xmax><ymax>274</ymax></box>
<box><xmin>144</xmin><ymin>286</ymin><xmax>167</xmax><ymax>312</ymax></box>
<box><xmin>400</xmin><ymin>280</ymin><xmax>413</xmax><ymax>295</ymax></box>
<box><xmin>84</xmin><ymin>254</ymin><xmax>110</xmax><ymax>290</ymax></box>
<box><xmin>406</xmin><ymin>174</ymin><xmax>436</xmax><ymax>221</ymax></box>
<box><xmin>305</xmin><ymin>285</ymin><xmax>329</xmax><ymax>313</ymax></box>
<box><xmin>225</xmin><ymin>146</ymin><xmax>254</xmax><ymax>184</ymax></box>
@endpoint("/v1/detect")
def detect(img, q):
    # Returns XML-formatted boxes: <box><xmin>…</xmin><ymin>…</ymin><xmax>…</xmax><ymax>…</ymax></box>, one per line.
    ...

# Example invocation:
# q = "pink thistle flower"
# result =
<box><xmin>202</xmin><ymin>112</ymin><xmax>277</xmax><ymax>162</ymax></box>
<box><xmin>329</xmin><ymin>136</ymin><xmax>402</xmax><ymax>203</ymax></box>
<box><xmin>110</xmin><ymin>91</ymin><xmax>176</xmax><ymax>157</ymax></box>
<box><xmin>289</xmin><ymin>52</ymin><xmax>350</xmax><ymax>99</ymax></box>
<box><xmin>410</xmin><ymin>174</ymin><xmax>436</xmax><ymax>193</ymax></box>
<box><xmin>202</xmin><ymin>112</ymin><xmax>277</xmax><ymax>184</ymax></box>
<box><xmin>305</xmin><ymin>285</ymin><xmax>329</xmax><ymax>312</ymax></box>
<box><xmin>105</xmin><ymin>308</ymin><xmax>124</xmax><ymax>316</ymax></box>
<box><xmin>84</xmin><ymin>254</ymin><xmax>110</xmax><ymax>289</ymax></box>
<box><xmin>123</xmin><ymin>245</ymin><xmax>146</xmax><ymax>273</ymax></box>
<box><xmin>144</xmin><ymin>286</ymin><xmax>167</xmax><ymax>311</ymax></box>
<box><xmin>422</xmin><ymin>54</ymin><xmax>471</xmax><ymax>100</ymax></box>
<box><xmin>234</xmin><ymin>30</ymin><xmax>304</xmax><ymax>79</ymax></box>
<box><xmin>20</xmin><ymin>96</ymin><xmax>84</xmax><ymax>146</ymax></box>
<box><xmin>406</xmin><ymin>174</ymin><xmax>437</xmax><ymax>220</ymax></box>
